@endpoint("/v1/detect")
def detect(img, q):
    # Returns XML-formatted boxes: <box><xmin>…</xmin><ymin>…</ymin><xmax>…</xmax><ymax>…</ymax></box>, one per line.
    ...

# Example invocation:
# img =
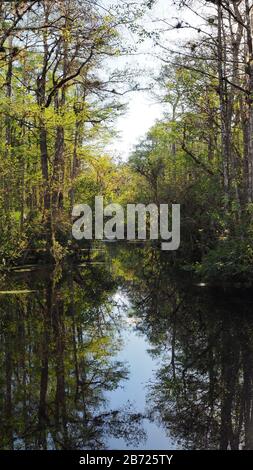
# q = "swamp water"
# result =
<box><xmin>0</xmin><ymin>247</ymin><xmax>252</xmax><ymax>450</ymax></box>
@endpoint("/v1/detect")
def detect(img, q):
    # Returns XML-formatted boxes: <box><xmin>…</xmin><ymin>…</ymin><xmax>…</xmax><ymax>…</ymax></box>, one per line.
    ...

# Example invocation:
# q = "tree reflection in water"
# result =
<box><xmin>0</xmin><ymin>263</ymin><xmax>145</xmax><ymax>450</ymax></box>
<box><xmin>119</xmin><ymin>246</ymin><xmax>253</xmax><ymax>450</ymax></box>
<box><xmin>1</xmin><ymin>247</ymin><xmax>253</xmax><ymax>450</ymax></box>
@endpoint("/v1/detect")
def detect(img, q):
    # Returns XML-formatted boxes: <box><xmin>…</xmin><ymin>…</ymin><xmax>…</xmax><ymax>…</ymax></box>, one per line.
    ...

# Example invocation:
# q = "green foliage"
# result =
<box><xmin>194</xmin><ymin>238</ymin><xmax>253</xmax><ymax>282</ymax></box>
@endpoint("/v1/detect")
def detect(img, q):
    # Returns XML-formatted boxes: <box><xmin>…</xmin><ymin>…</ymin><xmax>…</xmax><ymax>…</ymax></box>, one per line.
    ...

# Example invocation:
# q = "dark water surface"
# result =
<box><xmin>0</xmin><ymin>246</ymin><xmax>252</xmax><ymax>450</ymax></box>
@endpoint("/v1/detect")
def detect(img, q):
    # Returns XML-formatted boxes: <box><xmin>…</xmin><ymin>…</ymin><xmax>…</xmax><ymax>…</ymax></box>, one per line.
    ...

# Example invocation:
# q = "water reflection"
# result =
<box><xmin>0</xmin><ymin>247</ymin><xmax>253</xmax><ymax>450</ymax></box>
<box><xmin>0</xmin><ymin>263</ymin><xmax>145</xmax><ymax>449</ymax></box>
<box><xmin>119</xmin><ymin>247</ymin><xmax>253</xmax><ymax>450</ymax></box>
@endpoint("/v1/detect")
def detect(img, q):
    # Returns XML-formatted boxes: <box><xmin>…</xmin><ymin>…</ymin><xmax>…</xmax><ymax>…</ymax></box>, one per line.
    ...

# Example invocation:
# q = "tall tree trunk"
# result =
<box><xmin>217</xmin><ymin>1</ymin><xmax>230</xmax><ymax>203</ymax></box>
<box><xmin>4</xmin><ymin>36</ymin><xmax>13</xmax><ymax>215</ymax></box>
<box><xmin>245</xmin><ymin>0</ymin><xmax>253</xmax><ymax>202</ymax></box>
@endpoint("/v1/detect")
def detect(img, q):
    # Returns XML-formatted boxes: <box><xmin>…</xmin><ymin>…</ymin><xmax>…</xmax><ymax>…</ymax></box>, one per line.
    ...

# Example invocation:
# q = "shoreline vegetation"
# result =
<box><xmin>1</xmin><ymin>1</ymin><xmax>253</xmax><ymax>284</ymax></box>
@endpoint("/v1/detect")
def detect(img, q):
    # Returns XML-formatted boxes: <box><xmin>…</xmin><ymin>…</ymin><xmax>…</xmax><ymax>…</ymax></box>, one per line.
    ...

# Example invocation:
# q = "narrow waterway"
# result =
<box><xmin>0</xmin><ymin>247</ymin><xmax>253</xmax><ymax>449</ymax></box>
